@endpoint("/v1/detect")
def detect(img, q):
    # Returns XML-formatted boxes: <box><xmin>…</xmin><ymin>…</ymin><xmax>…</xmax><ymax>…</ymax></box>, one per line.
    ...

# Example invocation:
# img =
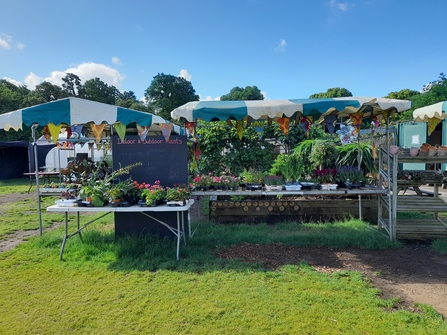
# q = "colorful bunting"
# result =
<box><xmin>349</xmin><ymin>112</ymin><xmax>364</xmax><ymax>133</ymax></box>
<box><xmin>71</xmin><ymin>125</ymin><xmax>83</xmax><ymax>139</ymax></box>
<box><xmin>136</xmin><ymin>124</ymin><xmax>149</xmax><ymax>141</ymax></box>
<box><xmin>276</xmin><ymin>117</ymin><xmax>290</xmax><ymax>136</ymax></box>
<box><xmin>160</xmin><ymin>123</ymin><xmax>173</xmax><ymax>142</ymax></box>
<box><xmin>185</xmin><ymin>121</ymin><xmax>195</xmax><ymax>138</ymax></box>
<box><xmin>252</xmin><ymin>120</ymin><xmax>265</xmax><ymax>139</ymax></box>
<box><xmin>428</xmin><ymin>117</ymin><xmax>442</xmax><ymax>135</ymax></box>
<box><xmin>324</xmin><ymin>114</ymin><xmax>337</xmax><ymax>134</ymax></box>
<box><xmin>113</xmin><ymin>123</ymin><xmax>127</xmax><ymax>143</ymax></box>
<box><xmin>91</xmin><ymin>123</ymin><xmax>106</xmax><ymax>142</ymax></box>
<box><xmin>299</xmin><ymin>116</ymin><xmax>312</xmax><ymax>137</ymax></box>
<box><xmin>235</xmin><ymin>120</ymin><xmax>244</xmax><ymax>139</ymax></box>
<box><xmin>47</xmin><ymin>123</ymin><xmax>63</xmax><ymax>144</ymax></box>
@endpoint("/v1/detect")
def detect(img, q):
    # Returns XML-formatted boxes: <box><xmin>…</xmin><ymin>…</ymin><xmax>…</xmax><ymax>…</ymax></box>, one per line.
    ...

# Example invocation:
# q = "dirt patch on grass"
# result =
<box><xmin>218</xmin><ymin>242</ymin><xmax>447</xmax><ymax>318</ymax></box>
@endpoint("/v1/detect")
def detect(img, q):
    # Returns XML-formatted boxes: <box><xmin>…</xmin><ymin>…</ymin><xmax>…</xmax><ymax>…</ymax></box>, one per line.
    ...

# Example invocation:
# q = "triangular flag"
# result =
<box><xmin>235</xmin><ymin>120</ymin><xmax>244</xmax><ymax>139</ymax></box>
<box><xmin>185</xmin><ymin>122</ymin><xmax>195</xmax><ymax>137</ymax></box>
<box><xmin>47</xmin><ymin>123</ymin><xmax>63</xmax><ymax>144</ymax></box>
<box><xmin>276</xmin><ymin>117</ymin><xmax>290</xmax><ymax>136</ymax></box>
<box><xmin>71</xmin><ymin>125</ymin><xmax>83</xmax><ymax>139</ymax></box>
<box><xmin>136</xmin><ymin>124</ymin><xmax>149</xmax><ymax>141</ymax></box>
<box><xmin>42</xmin><ymin>125</ymin><xmax>51</xmax><ymax>141</ymax></box>
<box><xmin>428</xmin><ymin>117</ymin><xmax>442</xmax><ymax>135</ymax></box>
<box><xmin>299</xmin><ymin>116</ymin><xmax>312</xmax><ymax>137</ymax></box>
<box><xmin>324</xmin><ymin>114</ymin><xmax>337</xmax><ymax>134</ymax></box>
<box><xmin>91</xmin><ymin>123</ymin><xmax>106</xmax><ymax>142</ymax></box>
<box><xmin>160</xmin><ymin>123</ymin><xmax>173</xmax><ymax>142</ymax></box>
<box><xmin>349</xmin><ymin>112</ymin><xmax>364</xmax><ymax>133</ymax></box>
<box><xmin>96</xmin><ymin>143</ymin><xmax>103</xmax><ymax>150</ymax></box>
<box><xmin>88</xmin><ymin>142</ymin><xmax>94</xmax><ymax>150</ymax></box>
<box><xmin>253</xmin><ymin>120</ymin><xmax>265</xmax><ymax>139</ymax></box>
<box><xmin>113</xmin><ymin>123</ymin><xmax>126</xmax><ymax>143</ymax></box>
<box><xmin>191</xmin><ymin>156</ymin><xmax>199</xmax><ymax>173</ymax></box>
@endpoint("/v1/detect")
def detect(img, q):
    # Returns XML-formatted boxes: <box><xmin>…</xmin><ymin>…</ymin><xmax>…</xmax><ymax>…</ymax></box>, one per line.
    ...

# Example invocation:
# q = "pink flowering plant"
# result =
<box><xmin>139</xmin><ymin>180</ymin><xmax>166</xmax><ymax>204</ymax></box>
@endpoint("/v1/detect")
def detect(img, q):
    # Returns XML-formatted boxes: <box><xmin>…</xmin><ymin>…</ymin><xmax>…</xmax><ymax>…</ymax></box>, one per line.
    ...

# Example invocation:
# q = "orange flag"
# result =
<box><xmin>91</xmin><ymin>123</ymin><xmax>105</xmax><ymax>142</ymax></box>
<box><xmin>276</xmin><ymin>117</ymin><xmax>290</xmax><ymax>136</ymax></box>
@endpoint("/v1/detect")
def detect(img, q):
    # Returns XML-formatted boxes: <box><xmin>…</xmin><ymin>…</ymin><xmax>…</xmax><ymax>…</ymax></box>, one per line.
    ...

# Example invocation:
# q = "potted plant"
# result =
<box><xmin>166</xmin><ymin>185</ymin><xmax>191</xmax><ymax>206</ymax></box>
<box><xmin>140</xmin><ymin>180</ymin><xmax>166</xmax><ymax>206</ymax></box>
<box><xmin>313</xmin><ymin>169</ymin><xmax>337</xmax><ymax>190</ymax></box>
<box><xmin>193</xmin><ymin>174</ymin><xmax>213</xmax><ymax>191</ymax></box>
<box><xmin>336</xmin><ymin>166</ymin><xmax>365</xmax><ymax>188</ymax></box>
<box><xmin>264</xmin><ymin>175</ymin><xmax>284</xmax><ymax>191</ymax></box>
<box><xmin>240</xmin><ymin>169</ymin><xmax>265</xmax><ymax>191</ymax></box>
<box><xmin>220</xmin><ymin>175</ymin><xmax>239</xmax><ymax>190</ymax></box>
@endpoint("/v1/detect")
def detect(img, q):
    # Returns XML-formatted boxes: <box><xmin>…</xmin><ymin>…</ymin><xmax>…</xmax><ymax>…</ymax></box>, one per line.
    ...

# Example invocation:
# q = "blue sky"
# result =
<box><xmin>1</xmin><ymin>0</ymin><xmax>446</xmax><ymax>102</ymax></box>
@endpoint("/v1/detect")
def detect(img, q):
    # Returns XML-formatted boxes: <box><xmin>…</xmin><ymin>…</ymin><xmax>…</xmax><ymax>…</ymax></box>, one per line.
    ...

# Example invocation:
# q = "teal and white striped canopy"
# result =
<box><xmin>0</xmin><ymin>97</ymin><xmax>169</xmax><ymax>131</ymax></box>
<box><xmin>171</xmin><ymin>97</ymin><xmax>412</xmax><ymax>122</ymax></box>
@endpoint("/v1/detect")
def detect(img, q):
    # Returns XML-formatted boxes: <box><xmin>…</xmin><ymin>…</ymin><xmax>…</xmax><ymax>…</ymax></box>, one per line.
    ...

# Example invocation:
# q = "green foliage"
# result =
<box><xmin>83</xmin><ymin>77</ymin><xmax>119</xmax><ymax>105</ymax></box>
<box><xmin>309</xmin><ymin>87</ymin><xmax>353</xmax><ymax>98</ymax></box>
<box><xmin>309</xmin><ymin>139</ymin><xmax>338</xmax><ymax>169</ymax></box>
<box><xmin>196</xmin><ymin>121</ymin><xmax>276</xmax><ymax>175</ymax></box>
<box><xmin>336</xmin><ymin>142</ymin><xmax>376</xmax><ymax>174</ymax></box>
<box><xmin>144</xmin><ymin>73</ymin><xmax>199</xmax><ymax>121</ymax></box>
<box><xmin>240</xmin><ymin>168</ymin><xmax>265</xmax><ymax>184</ymax></box>
<box><xmin>220</xmin><ymin>85</ymin><xmax>264</xmax><ymax>101</ymax></box>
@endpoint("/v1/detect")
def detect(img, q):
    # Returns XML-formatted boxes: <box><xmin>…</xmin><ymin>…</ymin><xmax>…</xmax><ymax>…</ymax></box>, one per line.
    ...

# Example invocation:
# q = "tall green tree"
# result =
<box><xmin>0</xmin><ymin>80</ymin><xmax>25</xmax><ymax>113</ymax></box>
<box><xmin>33</xmin><ymin>81</ymin><xmax>65</xmax><ymax>103</ymax></box>
<box><xmin>220</xmin><ymin>86</ymin><xmax>264</xmax><ymax>101</ymax></box>
<box><xmin>144</xmin><ymin>73</ymin><xmax>199</xmax><ymax>121</ymax></box>
<box><xmin>83</xmin><ymin>77</ymin><xmax>119</xmax><ymax>105</ymax></box>
<box><xmin>309</xmin><ymin>87</ymin><xmax>353</xmax><ymax>98</ymax></box>
<box><xmin>61</xmin><ymin>73</ymin><xmax>85</xmax><ymax>97</ymax></box>
<box><xmin>385</xmin><ymin>89</ymin><xmax>420</xmax><ymax>100</ymax></box>
<box><xmin>115</xmin><ymin>90</ymin><xmax>148</xmax><ymax>112</ymax></box>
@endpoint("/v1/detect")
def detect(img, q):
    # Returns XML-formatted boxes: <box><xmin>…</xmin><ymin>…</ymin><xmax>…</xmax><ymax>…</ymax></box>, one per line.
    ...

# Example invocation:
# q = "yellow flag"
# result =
<box><xmin>47</xmin><ymin>123</ymin><xmax>62</xmax><ymax>144</ymax></box>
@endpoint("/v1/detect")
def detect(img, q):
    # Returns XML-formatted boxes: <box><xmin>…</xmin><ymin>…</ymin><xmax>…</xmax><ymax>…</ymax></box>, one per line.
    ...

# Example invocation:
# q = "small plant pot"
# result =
<box><xmin>409</xmin><ymin>147</ymin><xmax>419</xmax><ymax>157</ymax></box>
<box><xmin>389</xmin><ymin>145</ymin><xmax>399</xmax><ymax>155</ymax></box>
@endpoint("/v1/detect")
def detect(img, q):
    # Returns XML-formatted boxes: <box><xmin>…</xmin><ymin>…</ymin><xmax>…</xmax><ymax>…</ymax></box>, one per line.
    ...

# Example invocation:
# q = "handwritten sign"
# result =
<box><xmin>111</xmin><ymin>135</ymin><xmax>188</xmax><ymax>187</ymax></box>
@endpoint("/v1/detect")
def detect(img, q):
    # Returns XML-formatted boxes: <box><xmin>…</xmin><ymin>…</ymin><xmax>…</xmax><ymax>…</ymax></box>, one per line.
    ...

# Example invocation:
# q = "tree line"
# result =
<box><xmin>1</xmin><ymin>71</ymin><xmax>447</xmax><ymax>141</ymax></box>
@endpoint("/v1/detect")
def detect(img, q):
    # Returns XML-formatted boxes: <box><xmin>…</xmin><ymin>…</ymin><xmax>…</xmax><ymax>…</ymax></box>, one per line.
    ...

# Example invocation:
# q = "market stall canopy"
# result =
<box><xmin>170</xmin><ymin>97</ymin><xmax>412</xmax><ymax>122</ymax></box>
<box><xmin>0</xmin><ymin>97</ymin><xmax>168</xmax><ymax>131</ymax></box>
<box><xmin>412</xmin><ymin>101</ymin><xmax>447</xmax><ymax>135</ymax></box>
<box><xmin>413</xmin><ymin>101</ymin><xmax>447</xmax><ymax>121</ymax></box>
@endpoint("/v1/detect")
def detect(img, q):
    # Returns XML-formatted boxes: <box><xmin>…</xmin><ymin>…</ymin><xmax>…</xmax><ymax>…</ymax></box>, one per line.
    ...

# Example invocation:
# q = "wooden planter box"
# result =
<box><xmin>210</xmin><ymin>196</ymin><xmax>378</xmax><ymax>224</ymax></box>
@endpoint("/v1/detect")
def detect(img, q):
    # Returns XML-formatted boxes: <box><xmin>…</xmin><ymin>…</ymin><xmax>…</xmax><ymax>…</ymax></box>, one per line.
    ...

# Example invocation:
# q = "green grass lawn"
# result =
<box><xmin>1</xmin><ymin>178</ymin><xmax>447</xmax><ymax>334</ymax></box>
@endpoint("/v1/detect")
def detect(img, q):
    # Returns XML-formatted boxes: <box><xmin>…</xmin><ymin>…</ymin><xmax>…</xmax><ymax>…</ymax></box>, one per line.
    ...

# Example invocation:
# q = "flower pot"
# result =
<box><xmin>167</xmin><ymin>200</ymin><xmax>187</xmax><ymax>206</ymax></box>
<box><xmin>409</xmin><ymin>147</ymin><xmax>419</xmax><ymax>157</ymax></box>
<box><xmin>389</xmin><ymin>145</ymin><xmax>399</xmax><ymax>155</ymax></box>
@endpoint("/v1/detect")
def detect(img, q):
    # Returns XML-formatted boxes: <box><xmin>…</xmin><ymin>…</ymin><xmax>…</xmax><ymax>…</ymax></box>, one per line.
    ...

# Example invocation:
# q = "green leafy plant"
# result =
<box><xmin>309</xmin><ymin>139</ymin><xmax>338</xmax><ymax>169</ymax></box>
<box><xmin>240</xmin><ymin>168</ymin><xmax>265</xmax><ymax>184</ymax></box>
<box><xmin>336</xmin><ymin>166</ymin><xmax>364</xmax><ymax>183</ymax></box>
<box><xmin>336</xmin><ymin>142</ymin><xmax>376</xmax><ymax>175</ymax></box>
<box><xmin>166</xmin><ymin>185</ymin><xmax>191</xmax><ymax>201</ymax></box>
<box><xmin>263</xmin><ymin>175</ymin><xmax>284</xmax><ymax>186</ymax></box>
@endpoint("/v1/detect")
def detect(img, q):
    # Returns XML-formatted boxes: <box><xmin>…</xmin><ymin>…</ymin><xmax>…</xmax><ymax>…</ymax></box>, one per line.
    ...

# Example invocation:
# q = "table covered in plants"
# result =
<box><xmin>47</xmin><ymin>199</ymin><xmax>194</xmax><ymax>261</ymax></box>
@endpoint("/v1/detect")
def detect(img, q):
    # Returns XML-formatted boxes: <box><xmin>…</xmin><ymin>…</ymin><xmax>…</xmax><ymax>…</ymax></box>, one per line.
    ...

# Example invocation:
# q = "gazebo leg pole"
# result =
<box><xmin>32</xmin><ymin>124</ymin><xmax>43</xmax><ymax>236</ymax></box>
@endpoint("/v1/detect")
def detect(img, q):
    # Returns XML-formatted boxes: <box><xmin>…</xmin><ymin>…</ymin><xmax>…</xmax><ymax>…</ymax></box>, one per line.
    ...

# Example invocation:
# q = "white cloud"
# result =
<box><xmin>24</xmin><ymin>72</ymin><xmax>42</xmax><ymax>90</ymax></box>
<box><xmin>43</xmin><ymin>62</ymin><xmax>126</xmax><ymax>88</ymax></box>
<box><xmin>328</xmin><ymin>0</ymin><xmax>349</xmax><ymax>12</ymax></box>
<box><xmin>275</xmin><ymin>39</ymin><xmax>287</xmax><ymax>53</ymax></box>
<box><xmin>112</xmin><ymin>57</ymin><xmax>122</xmax><ymax>65</ymax></box>
<box><xmin>0</xmin><ymin>33</ymin><xmax>24</xmax><ymax>50</ymax></box>
<box><xmin>0</xmin><ymin>37</ymin><xmax>10</xmax><ymax>49</ymax></box>
<box><xmin>201</xmin><ymin>95</ymin><xmax>220</xmax><ymax>101</ymax></box>
<box><xmin>2</xmin><ymin>77</ymin><xmax>22</xmax><ymax>86</ymax></box>
<box><xmin>179</xmin><ymin>69</ymin><xmax>192</xmax><ymax>81</ymax></box>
